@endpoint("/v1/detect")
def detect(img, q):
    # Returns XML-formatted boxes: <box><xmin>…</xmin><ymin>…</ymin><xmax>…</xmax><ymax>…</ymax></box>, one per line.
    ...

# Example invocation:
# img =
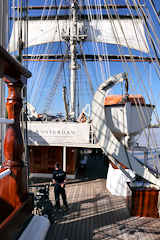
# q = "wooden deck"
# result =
<box><xmin>46</xmin><ymin>178</ymin><xmax>160</xmax><ymax>240</ymax></box>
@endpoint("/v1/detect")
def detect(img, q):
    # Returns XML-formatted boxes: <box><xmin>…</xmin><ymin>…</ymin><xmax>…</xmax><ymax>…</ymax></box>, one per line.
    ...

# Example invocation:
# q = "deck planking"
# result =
<box><xmin>45</xmin><ymin>178</ymin><xmax>160</xmax><ymax>240</ymax></box>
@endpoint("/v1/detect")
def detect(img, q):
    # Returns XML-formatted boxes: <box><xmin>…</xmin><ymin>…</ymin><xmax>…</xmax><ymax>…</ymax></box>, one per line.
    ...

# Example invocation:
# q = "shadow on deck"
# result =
<box><xmin>46</xmin><ymin>178</ymin><xmax>160</xmax><ymax>240</ymax></box>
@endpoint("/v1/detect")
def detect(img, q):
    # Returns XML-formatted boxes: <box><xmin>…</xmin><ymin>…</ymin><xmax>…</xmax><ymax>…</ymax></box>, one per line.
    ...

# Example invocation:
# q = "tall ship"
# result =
<box><xmin>8</xmin><ymin>0</ymin><xmax>160</xmax><ymax>189</ymax></box>
<box><xmin>1</xmin><ymin>1</ymin><xmax>160</xmax><ymax>237</ymax></box>
<box><xmin>8</xmin><ymin>0</ymin><xmax>160</xmax><ymax>182</ymax></box>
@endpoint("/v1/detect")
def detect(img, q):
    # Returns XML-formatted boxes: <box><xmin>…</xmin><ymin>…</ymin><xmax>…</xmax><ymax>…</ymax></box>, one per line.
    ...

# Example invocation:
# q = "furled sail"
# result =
<box><xmin>9</xmin><ymin>18</ymin><xmax>148</xmax><ymax>53</ymax></box>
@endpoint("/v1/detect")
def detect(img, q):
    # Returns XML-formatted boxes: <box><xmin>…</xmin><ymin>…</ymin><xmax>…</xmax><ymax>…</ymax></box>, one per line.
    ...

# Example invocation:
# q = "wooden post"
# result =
<box><xmin>0</xmin><ymin>77</ymin><xmax>27</xmax><ymax>212</ymax></box>
<box><xmin>63</xmin><ymin>146</ymin><xmax>67</xmax><ymax>172</ymax></box>
<box><xmin>0</xmin><ymin>46</ymin><xmax>34</xmax><ymax>239</ymax></box>
<box><xmin>0</xmin><ymin>46</ymin><xmax>32</xmax><ymax>226</ymax></box>
<box><xmin>3</xmin><ymin>80</ymin><xmax>24</xmax><ymax>163</ymax></box>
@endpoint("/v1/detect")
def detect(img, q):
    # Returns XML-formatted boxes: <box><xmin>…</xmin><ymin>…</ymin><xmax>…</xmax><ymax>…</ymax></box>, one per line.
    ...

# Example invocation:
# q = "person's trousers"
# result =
<box><xmin>54</xmin><ymin>184</ymin><xmax>68</xmax><ymax>209</ymax></box>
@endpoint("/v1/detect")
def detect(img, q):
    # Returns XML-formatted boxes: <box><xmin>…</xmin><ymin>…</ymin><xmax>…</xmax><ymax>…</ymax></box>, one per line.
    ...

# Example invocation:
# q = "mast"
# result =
<box><xmin>69</xmin><ymin>1</ymin><xmax>79</xmax><ymax>120</ymax></box>
<box><xmin>10</xmin><ymin>2</ymin><xmax>151</xmax><ymax>117</ymax></box>
<box><xmin>62</xmin><ymin>86</ymin><xmax>69</xmax><ymax>120</ymax></box>
<box><xmin>69</xmin><ymin>0</ymin><xmax>88</xmax><ymax>119</ymax></box>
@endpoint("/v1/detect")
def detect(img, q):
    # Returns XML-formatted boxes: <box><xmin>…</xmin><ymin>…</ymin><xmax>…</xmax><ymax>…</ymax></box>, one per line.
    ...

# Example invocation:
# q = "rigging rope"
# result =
<box><xmin>13</xmin><ymin>1</ymin><xmax>160</xmax><ymax>155</ymax></box>
<box><xmin>27</xmin><ymin>0</ymin><xmax>53</xmax><ymax>101</ymax></box>
<box><xmin>43</xmin><ymin>61</ymin><xmax>65</xmax><ymax>114</ymax></box>
<box><xmin>126</xmin><ymin>0</ymin><xmax>160</xmax><ymax>171</ymax></box>
<box><xmin>132</xmin><ymin>0</ymin><xmax>160</xmax><ymax>126</ymax></box>
<box><xmin>104</xmin><ymin>1</ymin><xmax>160</xmax><ymax>167</ymax></box>
<box><xmin>28</xmin><ymin>0</ymin><xmax>64</xmax><ymax>112</ymax></box>
<box><xmin>8</xmin><ymin>0</ymin><xmax>160</xmax><ymax>176</ymax></box>
<box><xmin>79</xmin><ymin>43</ymin><xmax>94</xmax><ymax>95</ymax></box>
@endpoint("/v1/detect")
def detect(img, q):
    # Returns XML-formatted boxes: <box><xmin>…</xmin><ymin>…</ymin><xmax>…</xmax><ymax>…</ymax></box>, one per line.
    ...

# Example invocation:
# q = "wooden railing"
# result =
<box><xmin>0</xmin><ymin>45</ymin><xmax>33</xmax><ymax>239</ymax></box>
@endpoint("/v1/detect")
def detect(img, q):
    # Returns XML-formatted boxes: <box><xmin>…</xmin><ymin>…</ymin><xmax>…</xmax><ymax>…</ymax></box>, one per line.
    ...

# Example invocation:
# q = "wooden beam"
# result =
<box><xmin>14</xmin><ymin>4</ymin><xmax>144</xmax><ymax>10</ymax></box>
<box><xmin>12</xmin><ymin>14</ymin><xmax>140</xmax><ymax>21</ymax></box>
<box><xmin>23</xmin><ymin>54</ymin><xmax>159</xmax><ymax>63</ymax></box>
<box><xmin>0</xmin><ymin>46</ymin><xmax>31</xmax><ymax>80</ymax></box>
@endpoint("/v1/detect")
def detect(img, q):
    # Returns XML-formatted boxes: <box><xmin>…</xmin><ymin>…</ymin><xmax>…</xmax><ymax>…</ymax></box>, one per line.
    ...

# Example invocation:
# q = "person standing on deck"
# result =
<box><xmin>52</xmin><ymin>163</ymin><xmax>68</xmax><ymax>211</ymax></box>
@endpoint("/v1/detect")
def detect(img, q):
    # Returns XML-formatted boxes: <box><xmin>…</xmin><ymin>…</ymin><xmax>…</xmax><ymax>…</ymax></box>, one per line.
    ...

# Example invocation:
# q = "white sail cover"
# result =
<box><xmin>9</xmin><ymin>18</ymin><xmax>148</xmax><ymax>53</ymax></box>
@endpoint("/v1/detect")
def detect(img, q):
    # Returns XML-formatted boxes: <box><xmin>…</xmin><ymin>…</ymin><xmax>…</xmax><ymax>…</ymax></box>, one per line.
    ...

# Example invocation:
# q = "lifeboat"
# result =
<box><xmin>104</xmin><ymin>94</ymin><xmax>154</xmax><ymax>142</ymax></box>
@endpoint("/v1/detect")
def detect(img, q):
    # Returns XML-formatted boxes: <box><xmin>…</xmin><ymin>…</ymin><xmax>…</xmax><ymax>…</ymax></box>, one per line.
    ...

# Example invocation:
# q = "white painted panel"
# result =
<box><xmin>27</xmin><ymin>122</ymin><xmax>90</xmax><ymax>145</ymax></box>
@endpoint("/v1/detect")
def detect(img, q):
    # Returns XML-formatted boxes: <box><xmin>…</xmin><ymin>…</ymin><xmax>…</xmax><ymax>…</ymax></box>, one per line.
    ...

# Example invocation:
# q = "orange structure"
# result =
<box><xmin>104</xmin><ymin>94</ymin><xmax>146</xmax><ymax>106</ymax></box>
<box><xmin>127</xmin><ymin>187</ymin><xmax>159</xmax><ymax>218</ymax></box>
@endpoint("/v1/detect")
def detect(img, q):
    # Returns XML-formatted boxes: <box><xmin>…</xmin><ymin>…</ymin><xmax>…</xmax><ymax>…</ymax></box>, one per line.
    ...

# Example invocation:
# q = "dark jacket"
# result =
<box><xmin>52</xmin><ymin>169</ymin><xmax>66</xmax><ymax>184</ymax></box>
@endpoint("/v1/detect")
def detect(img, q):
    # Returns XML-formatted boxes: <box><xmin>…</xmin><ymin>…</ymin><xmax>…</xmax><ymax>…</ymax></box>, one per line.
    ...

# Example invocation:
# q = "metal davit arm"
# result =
<box><xmin>92</xmin><ymin>73</ymin><xmax>160</xmax><ymax>187</ymax></box>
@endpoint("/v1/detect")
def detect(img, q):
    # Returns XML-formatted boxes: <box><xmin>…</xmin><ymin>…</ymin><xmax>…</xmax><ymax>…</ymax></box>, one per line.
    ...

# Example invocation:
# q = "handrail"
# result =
<box><xmin>0</xmin><ymin>169</ymin><xmax>11</xmax><ymax>179</ymax></box>
<box><xmin>0</xmin><ymin>45</ymin><xmax>31</xmax><ymax>79</ymax></box>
